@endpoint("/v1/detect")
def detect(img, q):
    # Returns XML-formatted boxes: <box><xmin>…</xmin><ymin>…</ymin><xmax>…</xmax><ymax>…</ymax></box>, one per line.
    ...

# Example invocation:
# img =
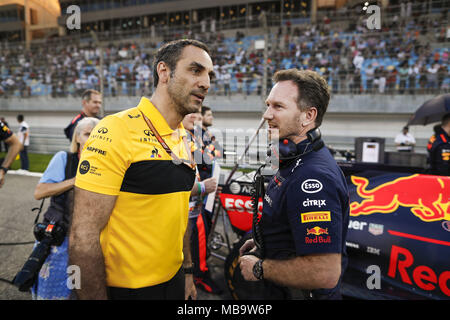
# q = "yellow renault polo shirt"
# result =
<box><xmin>75</xmin><ymin>97</ymin><xmax>196</xmax><ymax>288</ymax></box>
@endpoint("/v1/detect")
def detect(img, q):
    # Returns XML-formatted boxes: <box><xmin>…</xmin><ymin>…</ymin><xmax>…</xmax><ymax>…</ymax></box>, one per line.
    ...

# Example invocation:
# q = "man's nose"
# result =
<box><xmin>263</xmin><ymin>107</ymin><xmax>273</xmax><ymax>120</ymax></box>
<box><xmin>198</xmin><ymin>74</ymin><xmax>210</xmax><ymax>91</ymax></box>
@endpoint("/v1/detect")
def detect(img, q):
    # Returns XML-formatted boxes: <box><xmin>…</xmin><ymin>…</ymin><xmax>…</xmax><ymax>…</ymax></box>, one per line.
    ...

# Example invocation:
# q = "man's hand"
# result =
<box><xmin>203</xmin><ymin>177</ymin><xmax>217</xmax><ymax>194</ymax></box>
<box><xmin>239</xmin><ymin>254</ymin><xmax>259</xmax><ymax>282</ymax></box>
<box><xmin>185</xmin><ymin>274</ymin><xmax>197</xmax><ymax>300</ymax></box>
<box><xmin>239</xmin><ymin>238</ymin><xmax>256</xmax><ymax>256</ymax></box>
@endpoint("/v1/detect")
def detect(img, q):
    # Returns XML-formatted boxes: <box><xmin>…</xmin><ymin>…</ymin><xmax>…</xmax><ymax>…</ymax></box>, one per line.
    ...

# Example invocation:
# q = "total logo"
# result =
<box><xmin>301</xmin><ymin>179</ymin><xmax>323</xmax><ymax>194</ymax></box>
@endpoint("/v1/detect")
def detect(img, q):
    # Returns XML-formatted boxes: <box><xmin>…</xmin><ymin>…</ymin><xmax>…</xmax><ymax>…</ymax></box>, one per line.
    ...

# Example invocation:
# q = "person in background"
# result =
<box><xmin>17</xmin><ymin>114</ymin><xmax>30</xmax><ymax>171</ymax></box>
<box><xmin>182</xmin><ymin>111</ymin><xmax>222</xmax><ymax>295</ymax></box>
<box><xmin>31</xmin><ymin>117</ymin><xmax>100</xmax><ymax>300</ymax></box>
<box><xmin>0</xmin><ymin>117</ymin><xmax>9</xmax><ymax>153</ymax></box>
<box><xmin>64</xmin><ymin>89</ymin><xmax>102</xmax><ymax>141</ymax></box>
<box><xmin>395</xmin><ymin>126</ymin><xmax>416</xmax><ymax>152</ymax></box>
<box><xmin>0</xmin><ymin>119</ymin><xmax>22</xmax><ymax>188</ymax></box>
<box><xmin>427</xmin><ymin>114</ymin><xmax>450</xmax><ymax>175</ymax></box>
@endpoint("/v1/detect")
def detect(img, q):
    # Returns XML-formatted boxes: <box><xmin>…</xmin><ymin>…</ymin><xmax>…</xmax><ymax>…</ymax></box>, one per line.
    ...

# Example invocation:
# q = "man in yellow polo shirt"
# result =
<box><xmin>69</xmin><ymin>39</ymin><xmax>215</xmax><ymax>300</ymax></box>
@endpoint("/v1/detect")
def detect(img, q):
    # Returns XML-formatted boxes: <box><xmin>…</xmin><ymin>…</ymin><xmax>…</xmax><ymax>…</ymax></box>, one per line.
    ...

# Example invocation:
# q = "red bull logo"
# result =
<box><xmin>350</xmin><ymin>174</ymin><xmax>450</xmax><ymax>222</ymax></box>
<box><xmin>388</xmin><ymin>245</ymin><xmax>450</xmax><ymax>297</ymax></box>
<box><xmin>306</xmin><ymin>226</ymin><xmax>329</xmax><ymax>236</ymax></box>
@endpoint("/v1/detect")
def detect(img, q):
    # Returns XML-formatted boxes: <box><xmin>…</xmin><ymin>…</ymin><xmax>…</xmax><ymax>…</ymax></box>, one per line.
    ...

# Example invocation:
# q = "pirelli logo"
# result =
<box><xmin>301</xmin><ymin>211</ymin><xmax>331</xmax><ymax>223</ymax></box>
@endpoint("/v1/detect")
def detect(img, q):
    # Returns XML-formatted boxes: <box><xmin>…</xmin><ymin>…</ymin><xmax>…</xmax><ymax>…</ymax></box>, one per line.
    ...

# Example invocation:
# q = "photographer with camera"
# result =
<box><xmin>13</xmin><ymin>117</ymin><xmax>99</xmax><ymax>299</ymax></box>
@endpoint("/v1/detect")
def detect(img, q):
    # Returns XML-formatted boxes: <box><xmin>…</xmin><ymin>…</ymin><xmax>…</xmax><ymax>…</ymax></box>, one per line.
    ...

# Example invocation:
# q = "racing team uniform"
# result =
<box><xmin>259</xmin><ymin>138</ymin><xmax>350</xmax><ymax>299</ymax></box>
<box><xmin>427</xmin><ymin>127</ymin><xmax>450</xmax><ymax>176</ymax></box>
<box><xmin>64</xmin><ymin>111</ymin><xmax>87</xmax><ymax>141</ymax></box>
<box><xmin>0</xmin><ymin>120</ymin><xmax>13</xmax><ymax>142</ymax></box>
<box><xmin>75</xmin><ymin>97</ymin><xmax>195</xmax><ymax>299</ymax></box>
<box><xmin>187</xmin><ymin>129</ymin><xmax>222</xmax><ymax>294</ymax></box>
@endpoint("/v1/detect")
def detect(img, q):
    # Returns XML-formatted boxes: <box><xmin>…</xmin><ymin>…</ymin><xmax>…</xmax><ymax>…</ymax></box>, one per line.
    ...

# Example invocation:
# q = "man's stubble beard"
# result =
<box><xmin>167</xmin><ymin>76</ymin><xmax>202</xmax><ymax>118</ymax></box>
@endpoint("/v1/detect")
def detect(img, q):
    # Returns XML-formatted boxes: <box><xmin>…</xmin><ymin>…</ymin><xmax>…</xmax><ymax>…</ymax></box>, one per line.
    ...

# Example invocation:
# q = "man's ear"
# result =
<box><xmin>301</xmin><ymin>107</ymin><xmax>318</xmax><ymax>127</ymax></box>
<box><xmin>157</xmin><ymin>61</ymin><xmax>170</xmax><ymax>84</ymax></box>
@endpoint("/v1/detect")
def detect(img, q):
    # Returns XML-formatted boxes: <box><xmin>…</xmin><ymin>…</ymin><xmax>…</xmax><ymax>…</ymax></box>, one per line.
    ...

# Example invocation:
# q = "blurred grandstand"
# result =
<box><xmin>0</xmin><ymin>0</ymin><xmax>449</xmax><ymax>165</ymax></box>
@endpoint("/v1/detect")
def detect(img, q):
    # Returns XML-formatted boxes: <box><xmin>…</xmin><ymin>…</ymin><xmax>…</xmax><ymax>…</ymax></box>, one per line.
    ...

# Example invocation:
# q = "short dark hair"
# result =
<box><xmin>82</xmin><ymin>89</ymin><xmax>101</xmax><ymax>101</ymax></box>
<box><xmin>17</xmin><ymin>114</ymin><xmax>24</xmax><ymax>122</ymax></box>
<box><xmin>442</xmin><ymin>113</ymin><xmax>450</xmax><ymax>126</ymax></box>
<box><xmin>153</xmin><ymin>39</ymin><xmax>211</xmax><ymax>88</ymax></box>
<box><xmin>273</xmin><ymin>69</ymin><xmax>330</xmax><ymax>127</ymax></box>
<box><xmin>201</xmin><ymin>106</ymin><xmax>211</xmax><ymax>116</ymax></box>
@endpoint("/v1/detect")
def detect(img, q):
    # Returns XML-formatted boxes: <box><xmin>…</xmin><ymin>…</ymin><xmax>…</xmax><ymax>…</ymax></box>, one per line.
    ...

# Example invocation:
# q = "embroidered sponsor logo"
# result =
<box><xmin>300</xmin><ymin>211</ymin><xmax>331</xmax><ymax>223</ymax></box>
<box><xmin>86</xmin><ymin>146</ymin><xmax>107</xmax><ymax>156</ymax></box>
<box><xmin>128</xmin><ymin>114</ymin><xmax>141</xmax><ymax>119</ymax></box>
<box><xmin>97</xmin><ymin>127</ymin><xmax>108</xmax><ymax>134</ymax></box>
<box><xmin>264</xmin><ymin>194</ymin><xmax>273</xmax><ymax>207</ymax></box>
<box><xmin>79</xmin><ymin>160</ymin><xmax>90</xmax><ymax>175</ymax></box>
<box><xmin>151</xmin><ymin>147</ymin><xmax>162</xmax><ymax>158</ymax></box>
<box><xmin>306</xmin><ymin>226</ymin><xmax>328</xmax><ymax>236</ymax></box>
<box><xmin>305</xmin><ymin>236</ymin><xmax>331</xmax><ymax>244</ymax></box>
<box><xmin>303</xmin><ymin>198</ymin><xmax>326</xmax><ymax>208</ymax></box>
<box><xmin>301</xmin><ymin>179</ymin><xmax>323</xmax><ymax>193</ymax></box>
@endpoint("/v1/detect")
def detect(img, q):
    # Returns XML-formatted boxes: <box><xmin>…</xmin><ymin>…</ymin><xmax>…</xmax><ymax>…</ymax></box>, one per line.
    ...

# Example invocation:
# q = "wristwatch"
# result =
<box><xmin>183</xmin><ymin>263</ymin><xmax>194</xmax><ymax>274</ymax></box>
<box><xmin>253</xmin><ymin>259</ymin><xmax>264</xmax><ymax>280</ymax></box>
<box><xmin>0</xmin><ymin>166</ymin><xmax>8</xmax><ymax>174</ymax></box>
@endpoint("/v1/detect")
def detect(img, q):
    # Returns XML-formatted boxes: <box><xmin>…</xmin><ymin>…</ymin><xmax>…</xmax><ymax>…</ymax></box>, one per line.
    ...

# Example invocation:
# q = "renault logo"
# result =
<box><xmin>144</xmin><ymin>129</ymin><xmax>154</xmax><ymax>137</ymax></box>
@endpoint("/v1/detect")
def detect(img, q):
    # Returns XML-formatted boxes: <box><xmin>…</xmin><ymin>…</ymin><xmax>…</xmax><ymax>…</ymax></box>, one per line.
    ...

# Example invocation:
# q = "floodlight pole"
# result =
<box><xmin>90</xmin><ymin>31</ymin><xmax>105</xmax><ymax>118</ymax></box>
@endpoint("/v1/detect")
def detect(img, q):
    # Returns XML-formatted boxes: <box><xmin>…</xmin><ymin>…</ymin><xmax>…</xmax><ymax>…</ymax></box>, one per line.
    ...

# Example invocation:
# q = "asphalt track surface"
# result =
<box><xmin>0</xmin><ymin>173</ymin><xmax>233</xmax><ymax>300</ymax></box>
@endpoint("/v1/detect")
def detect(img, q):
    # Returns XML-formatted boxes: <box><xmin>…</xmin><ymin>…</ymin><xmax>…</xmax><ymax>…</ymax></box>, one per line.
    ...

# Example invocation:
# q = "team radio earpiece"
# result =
<box><xmin>268</xmin><ymin>127</ymin><xmax>325</xmax><ymax>165</ymax></box>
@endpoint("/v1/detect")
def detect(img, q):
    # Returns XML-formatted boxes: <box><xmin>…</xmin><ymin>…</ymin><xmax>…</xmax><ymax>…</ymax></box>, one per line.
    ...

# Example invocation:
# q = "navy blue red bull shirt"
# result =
<box><xmin>427</xmin><ymin>127</ymin><xmax>450</xmax><ymax>176</ymax></box>
<box><xmin>0</xmin><ymin>120</ymin><xmax>13</xmax><ymax>141</ymax></box>
<box><xmin>259</xmin><ymin>138</ymin><xmax>350</xmax><ymax>299</ymax></box>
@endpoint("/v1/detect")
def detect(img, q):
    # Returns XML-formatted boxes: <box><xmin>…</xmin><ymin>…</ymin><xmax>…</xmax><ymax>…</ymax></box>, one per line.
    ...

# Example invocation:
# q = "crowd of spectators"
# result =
<box><xmin>0</xmin><ymin>3</ymin><xmax>448</xmax><ymax>99</ymax></box>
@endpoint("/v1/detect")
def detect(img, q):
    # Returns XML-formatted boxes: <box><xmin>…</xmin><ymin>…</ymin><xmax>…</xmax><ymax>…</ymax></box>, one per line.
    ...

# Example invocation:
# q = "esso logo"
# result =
<box><xmin>301</xmin><ymin>179</ymin><xmax>323</xmax><ymax>193</ymax></box>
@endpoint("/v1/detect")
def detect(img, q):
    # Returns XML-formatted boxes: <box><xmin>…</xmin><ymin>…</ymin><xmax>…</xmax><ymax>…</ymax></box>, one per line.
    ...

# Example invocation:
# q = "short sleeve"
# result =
<box><xmin>39</xmin><ymin>151</ymin><xmax>67</xmax><ymax>184</ymax></box>
<box><xmin>75</xmin><ymin>115</ymin><xmax>132</xmax><ymax>196</ymax></box>
<box><xmin>285</xmin><ymin>172</ymin><xmax>343</xmax><ymax>256</ymax></box>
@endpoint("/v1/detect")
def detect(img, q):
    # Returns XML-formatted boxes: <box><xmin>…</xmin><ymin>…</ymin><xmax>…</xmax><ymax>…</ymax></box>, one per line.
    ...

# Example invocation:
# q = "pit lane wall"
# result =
<box><xmin>0</xmin><ymin>93</ymin><xmax>438</xmax><ymax>156</ymax></box>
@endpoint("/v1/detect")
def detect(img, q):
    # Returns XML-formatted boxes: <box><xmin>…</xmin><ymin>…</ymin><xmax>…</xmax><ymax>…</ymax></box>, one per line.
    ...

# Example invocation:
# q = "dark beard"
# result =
<box><xmin>167</xmin><ymin>78</ymin><xmax>201</xmax><ymax>117</ymax></box>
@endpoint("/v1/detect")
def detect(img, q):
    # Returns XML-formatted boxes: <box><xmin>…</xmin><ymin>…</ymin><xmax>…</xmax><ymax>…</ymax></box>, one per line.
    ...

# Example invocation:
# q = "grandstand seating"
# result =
<box><xmin>0</xmin><ymin>1</ymin><xmax>448</xmax><ymax>98</ymax></box>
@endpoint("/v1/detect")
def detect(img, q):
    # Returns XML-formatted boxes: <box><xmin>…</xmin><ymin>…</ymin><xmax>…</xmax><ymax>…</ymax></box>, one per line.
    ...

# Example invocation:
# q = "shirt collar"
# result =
<box><xmin>295</xmin><ymin>139</ymin><xmax>311</xmax><ymax>155</ymax></box>
<box><xmin>136</xmin><ymin>97</ymin><xmax>186</xmax><ymax>138</ymax></box>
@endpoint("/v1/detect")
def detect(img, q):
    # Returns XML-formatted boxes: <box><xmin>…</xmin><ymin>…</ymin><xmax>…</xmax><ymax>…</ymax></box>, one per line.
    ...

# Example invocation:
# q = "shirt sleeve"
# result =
<box><xmin>75</xmin><ymin>115</ymin><xmax>132</xmax><ymax>196</ymax></box>
<box><xmin>435</xmin><ymin>144</ymin><xmax>450</xmax><ymax>176</ymax></box>
<box><xmin>285</xmin><ymin>171</ymin><xmax>344</xmax><ymax>256</ymax></box>
<box><xmin>39</xmin><ymin>151</ymin><xmax>67</xmax><ymax>184</ymax></box>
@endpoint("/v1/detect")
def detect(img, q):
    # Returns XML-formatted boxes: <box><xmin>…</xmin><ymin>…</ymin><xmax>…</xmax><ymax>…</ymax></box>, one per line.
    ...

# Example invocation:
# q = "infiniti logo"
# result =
<box><xmin>98</xmin><ymin>127</ymin><xmax>108</xmax><ymax>134</ymax></box>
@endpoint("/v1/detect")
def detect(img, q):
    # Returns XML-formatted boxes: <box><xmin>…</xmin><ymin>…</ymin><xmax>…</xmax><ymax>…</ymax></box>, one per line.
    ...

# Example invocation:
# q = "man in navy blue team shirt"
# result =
<box><xmin>239</xmin><ymin>69</ymin><xmax>349</xmax><ymax>300</ymax></box>
<box><xmin>0</xmin><ymin>119</ymin><xmax>22</xmax><ymax>188</ymax></box>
